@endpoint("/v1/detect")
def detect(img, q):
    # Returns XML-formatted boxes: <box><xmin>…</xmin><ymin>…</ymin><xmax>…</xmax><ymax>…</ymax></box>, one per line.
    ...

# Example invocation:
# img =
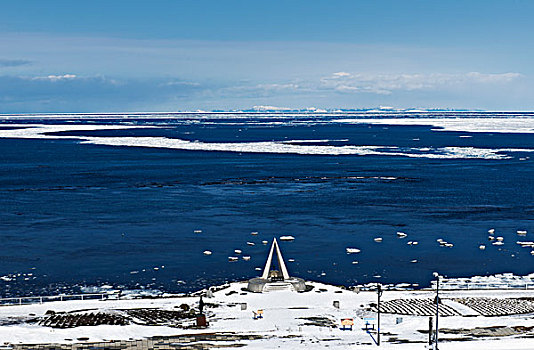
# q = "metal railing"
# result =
<box><xmin>430</xmin><ymin>281</ymin><xmax>534</xmax><ymax>291</ymax></box>
<box><xmin>0</xmin><ymin>292</ymin><xmax>119</xmax><ymax>306</ymax></box>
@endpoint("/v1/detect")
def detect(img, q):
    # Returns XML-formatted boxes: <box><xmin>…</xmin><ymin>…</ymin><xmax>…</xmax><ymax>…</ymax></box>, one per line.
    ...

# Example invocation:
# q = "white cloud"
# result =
<box><xmin>331</xmin><ymin>72</ymin><xmax>351</xmax><ymax>78</ymax></box>
<box><xmin>254</xmin><ymin>83</ymin><xmax>300</xmax><ymax>91</ymax></box>
<box><xmin>0</xmin><ymin>74</ymin><xmax>205</xmax><ymax>113</ymax></box>
<box><xmin>252</xmin><ymin>105</ymin><xmax>292</xmax><ymax>111</ymax></box>
<box><xmin>319</xmin><ymin>71</ymin><xmax>523</xmax><ymax>94</ymax></box>
<box><xmin>162</xmin><ymin>81</ymin><xmax>201</xmax><ymax>87</ymax></box>
<box><xmin>232</xmin><ymin>71</ymin><xmax>524</xmax><ymax>100</ymax></box>
<box><xmin>32</xmin><ymin>74</ymin><xmax>78</xmax><ymax>81</ymax></box>
<box><xmin>465</xmin><ymin>72</ymin><xmax>521</xmax><ymax>83</ymax></box>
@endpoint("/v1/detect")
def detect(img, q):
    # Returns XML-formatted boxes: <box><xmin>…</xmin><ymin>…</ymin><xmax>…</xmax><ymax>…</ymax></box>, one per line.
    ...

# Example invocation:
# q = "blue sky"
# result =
<box><xmin>1</xmin><ymin>0</ymin><xmax>533</xmax><ymax>112</ymax></box>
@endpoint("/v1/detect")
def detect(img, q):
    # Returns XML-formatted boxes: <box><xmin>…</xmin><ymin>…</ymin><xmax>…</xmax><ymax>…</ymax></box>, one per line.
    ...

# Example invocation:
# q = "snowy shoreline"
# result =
<box><xmin>4</xmin><ymin>271</ymin><xmax>534</xmax><ymax>306</ymax></box>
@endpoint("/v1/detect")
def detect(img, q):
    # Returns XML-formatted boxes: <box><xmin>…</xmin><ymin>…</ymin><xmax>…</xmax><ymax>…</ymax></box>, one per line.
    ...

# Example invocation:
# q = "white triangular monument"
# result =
<box><xmin>247</xmin><ymin>237</ymin><xmax>307</xmax><ymax>293</ymax></box>
<box><xmin>261</xmin><ymin>238</ymin><xmax>290</xmax><ymax>280</ymax></box>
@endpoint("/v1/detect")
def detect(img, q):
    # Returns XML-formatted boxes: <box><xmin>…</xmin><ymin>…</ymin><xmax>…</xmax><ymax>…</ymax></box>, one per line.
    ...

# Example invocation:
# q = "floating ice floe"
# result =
<box><xmin>280</xmin><ymin>236</ymin><xmax>295</xmax><ymax>241</ymax></box>
<box><xmin>437</xmin><ymin>239</ymin><xmax>453</xmax><ymax>247</ymax></box>
<box><xmin>333</xmin><ymin>116</ymin><xmax>534</xmax><ymax>134</ymax></box>
<box><xmin>203</xmin><ymin>250</ymin><xmax>212</xmax><ymax>255</ymax></box>
<box><xmin>374</xmin><ymin>237</ymin><xmax>383</xmax><ymax>242</ymax></box>
<box><xmin>396</xmin><ymin>232</ymin><xmax>407</xmax><ymax>238</ymax></box>
<box><xmin>346</xmin><ymin>248</ymin><xmax>361</xmax><ymax>254</ymax></box>
<box><xmin>4</xmin><ymin>123</ymin><xmax>534</xmax><ymax>160</ymax></box>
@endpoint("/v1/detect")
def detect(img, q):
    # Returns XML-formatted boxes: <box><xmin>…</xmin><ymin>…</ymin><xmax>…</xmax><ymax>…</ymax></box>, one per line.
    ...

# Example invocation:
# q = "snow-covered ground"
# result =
<box><xmin>2</xmin><ymin>281</ymin><xmax>534</xmax><ymax>349</ymax></box>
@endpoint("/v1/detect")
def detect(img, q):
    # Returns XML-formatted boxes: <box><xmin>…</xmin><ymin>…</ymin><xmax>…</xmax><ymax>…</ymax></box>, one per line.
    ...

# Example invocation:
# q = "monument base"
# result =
<box><xmin>247</xmin><ymin>277</ymin><xmax>307</xmax><ymax>293</ymax></box>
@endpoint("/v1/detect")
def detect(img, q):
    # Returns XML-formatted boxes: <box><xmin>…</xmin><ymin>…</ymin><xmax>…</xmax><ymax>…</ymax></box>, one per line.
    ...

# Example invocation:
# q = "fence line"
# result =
<box><xmin>357</xmin><ymin>282</ymin><xmax>534</xmax><ymax>292</ymax></box>
<box><xmin>0</xmin><ymin>292</ymin><xmax>119</xmax><ymax>306</ymax></box>
<box><xmin>3</xmin><ymin>282</ymin><xmax>534</xmax><ymax>306</ymax></box>
<box><xmin>430</xmin><ymin>282</ymin><xmax>534</xmax><ymax>291</ymax></box>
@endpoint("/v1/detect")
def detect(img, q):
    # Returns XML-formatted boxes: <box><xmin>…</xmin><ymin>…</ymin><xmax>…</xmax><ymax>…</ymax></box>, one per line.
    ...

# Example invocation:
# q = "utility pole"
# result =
<box><xmin>428</xmin><ymin>316</ymin><xmax>433</xmax><ymax>346</ymax></box>
<box><xmin>433</xmin><ymin>272</ymin><xmax>440</xmax><ymax>350</ymax></box>
<box><xmin>377</xmin><ymin>283</ymin><xmax>383</xmax><ymax>346</ymax></box>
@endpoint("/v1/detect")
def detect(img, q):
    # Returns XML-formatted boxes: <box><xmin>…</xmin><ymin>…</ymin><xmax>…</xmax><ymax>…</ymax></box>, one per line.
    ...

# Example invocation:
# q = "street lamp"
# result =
<box><xmin>433</xmin><ymin>272</ymin><xmax>440</xmax><ymax>350</ymax></box>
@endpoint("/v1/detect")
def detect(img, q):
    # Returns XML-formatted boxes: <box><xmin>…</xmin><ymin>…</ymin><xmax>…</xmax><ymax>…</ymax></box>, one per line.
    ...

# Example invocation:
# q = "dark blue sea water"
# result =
<box><xmin>0</xmin><ymin>112</ymin><xmax>533</xmax><ymax>297</ymax></box>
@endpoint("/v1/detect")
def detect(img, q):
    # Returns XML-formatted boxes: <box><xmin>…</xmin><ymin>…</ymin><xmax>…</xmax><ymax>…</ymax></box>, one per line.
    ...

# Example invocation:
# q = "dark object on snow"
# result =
<box><xmin>40</xmin><ymin>312</ymin><xmax>128</xmax><ymax>328</ymax></box>
<box><xmin>126</xmin><ymin>309</ymin><xmax>194</xmax><ymax>326</ymax></box>
<box><xmin>199</xmin><ymin>295</ymin><xmax>205</xmax><ymax>315</ymax></box>
<box><xmin>196</xmin><ymin>314</ymin><xmax>207</xmax><ymax>327</ymax></box>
